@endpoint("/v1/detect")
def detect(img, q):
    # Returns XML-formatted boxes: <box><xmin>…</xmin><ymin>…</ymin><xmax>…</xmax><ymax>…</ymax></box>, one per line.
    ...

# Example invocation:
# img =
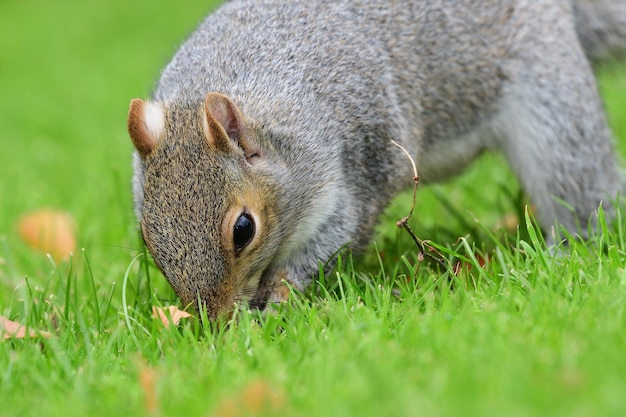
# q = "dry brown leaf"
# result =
<box><xmin>493</xmin><ymin>212</ymin><xmax>521</xmax><ymax>234</ymax></box>
<box><xmin>152</xmin><ymin>306</ymin><xmax>192</xmax><ymax>328</ymax></box>
<box><xmin>493</xmin><ymin>205</ymin><xmax>537</xmax><ymax>234</ymax></box>
<box><xmin>213</xmin><ymin>380</ymin><xmax>286</xmax><ymax>417</ymax></box>
<box><xmin>17</xmin><ymin>209</ymin><xmax>76</xmax><ymax>262</ymax></box>
<box><xmin>139</xmin><ymin>363</ymin><xmax>159</xmax><ymax>415</ymax></box>
<box><xmin>0</xmin><ymin>315</ymin><xmax>51</xmax><ymax>339</ymax></box>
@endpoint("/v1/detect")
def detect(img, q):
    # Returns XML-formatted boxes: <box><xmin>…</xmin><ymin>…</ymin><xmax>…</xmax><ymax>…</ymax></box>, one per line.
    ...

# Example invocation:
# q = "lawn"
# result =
<box><xmin>1</xmin><ymin>1</ymin><xmax>626</xmax><ymax>416</ymax></box>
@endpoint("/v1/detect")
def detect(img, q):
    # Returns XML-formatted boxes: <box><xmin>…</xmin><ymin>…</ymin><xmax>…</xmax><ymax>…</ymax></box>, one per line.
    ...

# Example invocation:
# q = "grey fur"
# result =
<box><xmin>573</xmin><ymin>0</ymin><xmax>626</xmax><ymax>61</ymax></box>
<box><xmin>130</xmin><ymin>0</ymin><xmax>625</xmax><ymax>317</ymax></box>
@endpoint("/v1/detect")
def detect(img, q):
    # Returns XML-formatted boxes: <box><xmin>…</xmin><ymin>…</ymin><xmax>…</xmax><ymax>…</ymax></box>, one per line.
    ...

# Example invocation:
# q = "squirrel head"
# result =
<box><xmin>127</xmin><ymin>92</ymin><xmax>286</xmax><ymax>319</ymax></box>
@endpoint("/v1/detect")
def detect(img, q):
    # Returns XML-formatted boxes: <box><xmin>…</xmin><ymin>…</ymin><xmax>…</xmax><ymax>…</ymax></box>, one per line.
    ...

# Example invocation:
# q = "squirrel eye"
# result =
<box><xmin>233</xmin><ymin>213</ymin><xmax>255</xmax><ymax>253</ymax></box>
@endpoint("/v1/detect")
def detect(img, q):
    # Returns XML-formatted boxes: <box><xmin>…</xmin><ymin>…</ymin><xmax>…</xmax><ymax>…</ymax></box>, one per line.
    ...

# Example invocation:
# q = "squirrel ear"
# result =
<box><xmin>204</xmin><ymin>92</ymin><xmax>248</xmax><ymax>153</ymax></box>
<box><xmin>127</xmin><ymin>99</ymin><xmax>164</xmax><ymax>158</ymax></box>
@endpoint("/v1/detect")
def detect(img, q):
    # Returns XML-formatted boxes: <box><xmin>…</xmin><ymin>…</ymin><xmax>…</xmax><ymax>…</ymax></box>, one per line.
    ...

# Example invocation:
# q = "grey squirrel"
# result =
<box><xmin>127</xmin><ymin>0</ymin><xmax>626</xmax><ymax>318</ymax></box>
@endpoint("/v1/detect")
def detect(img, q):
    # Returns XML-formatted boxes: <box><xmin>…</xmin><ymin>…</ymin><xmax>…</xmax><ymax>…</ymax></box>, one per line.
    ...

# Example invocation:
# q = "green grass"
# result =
<box><xmin>2</xmin><ymin>1</ymin><xmax>626</xmax><ymax>416</ymax></box>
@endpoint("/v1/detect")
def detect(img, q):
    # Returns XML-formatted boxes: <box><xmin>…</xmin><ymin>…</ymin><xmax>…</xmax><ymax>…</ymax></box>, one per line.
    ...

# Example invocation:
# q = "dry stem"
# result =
<box><xmin>390</xmin><ymin>140</ymin><xmax>447</xmax><ymax>268</ymax></box>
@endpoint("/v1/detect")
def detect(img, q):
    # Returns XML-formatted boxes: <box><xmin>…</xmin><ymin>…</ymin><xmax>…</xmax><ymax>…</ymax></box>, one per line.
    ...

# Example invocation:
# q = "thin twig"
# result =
<box><xmin>390</xmin><ymin>140</ymin><xmax>419</xmax><ymax>225</ymax></box>
<box><xmin>390</xmin><ymin>140</ymin><xmax>448</xmax><ymax>268</ymax></box>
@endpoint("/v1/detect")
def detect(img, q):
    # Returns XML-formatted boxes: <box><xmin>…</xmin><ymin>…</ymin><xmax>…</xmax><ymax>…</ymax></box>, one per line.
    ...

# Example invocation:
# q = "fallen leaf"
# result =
<box><xmin>493</xmin><ymin>212</ymin><xmax>520</xmax><ymax>234</ymax></box>
<box><xmin>0</xmin><ymin>315</ymin><xmax>51</xmax><ymax>339</ymax></box>
<box><xmin>138</xmin><ymin>363</ymin><xmax>159</xmax><ymax>415</ymax></box>
<box><xmin>493</xmin><ymin>205</ymin><xmax>537</xmax><ymax>234</ymax></box>
<box><xmin>152</xmin><ymin>306</ymin><xmax>192</xmax><ymax>328</ymax></box>
<box><xmin>213</xmin><ymin>380</ymin><xmax>286</xmax><ymax>417</ymax></box>
<box><xmin>17</xmin><ymin>209</ymin><xmax>76</xmax><ymax>262</ymax></box>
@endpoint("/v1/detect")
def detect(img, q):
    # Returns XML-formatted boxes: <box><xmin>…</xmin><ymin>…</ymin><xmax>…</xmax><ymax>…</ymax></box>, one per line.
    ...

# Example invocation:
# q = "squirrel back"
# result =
<box><xmin>573</xmin><ymin>0</ymin><xmax>626</xmax><ymax>61</ymax></box>
<box><xmin>128</xmin><ymin>0</ymin><xmax>626</xmax><ymax>318</ymax></box>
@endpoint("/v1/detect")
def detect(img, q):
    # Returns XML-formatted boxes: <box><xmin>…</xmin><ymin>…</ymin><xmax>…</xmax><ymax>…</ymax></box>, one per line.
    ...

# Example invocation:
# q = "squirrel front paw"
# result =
<box><xmin>250</xmin><ymin>269</ymin><xmax>301</xmax><ymax>310</ymax></box>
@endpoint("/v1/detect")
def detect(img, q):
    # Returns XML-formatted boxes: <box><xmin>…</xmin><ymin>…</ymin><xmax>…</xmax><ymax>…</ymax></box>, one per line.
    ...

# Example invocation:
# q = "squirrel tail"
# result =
<box><xmin>572</xmin><ymin>0</ymin><xmax>626</xmax><ymax>62</ymax></box>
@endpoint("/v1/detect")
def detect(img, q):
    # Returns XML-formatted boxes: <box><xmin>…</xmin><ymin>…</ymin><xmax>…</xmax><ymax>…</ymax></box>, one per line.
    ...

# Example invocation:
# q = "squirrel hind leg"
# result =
<box><xmin>491</xmin><ymin>77</ymin><xmax>621</xmax><ymax>240</ymax></box>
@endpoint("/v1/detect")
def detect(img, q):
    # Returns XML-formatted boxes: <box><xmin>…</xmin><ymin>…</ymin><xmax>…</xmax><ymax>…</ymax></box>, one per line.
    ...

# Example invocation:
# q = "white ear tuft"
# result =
<box><xmin>143</xmin><ymin>101</ymin><xmax>166</xmax><ymax>141</ymax></box>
